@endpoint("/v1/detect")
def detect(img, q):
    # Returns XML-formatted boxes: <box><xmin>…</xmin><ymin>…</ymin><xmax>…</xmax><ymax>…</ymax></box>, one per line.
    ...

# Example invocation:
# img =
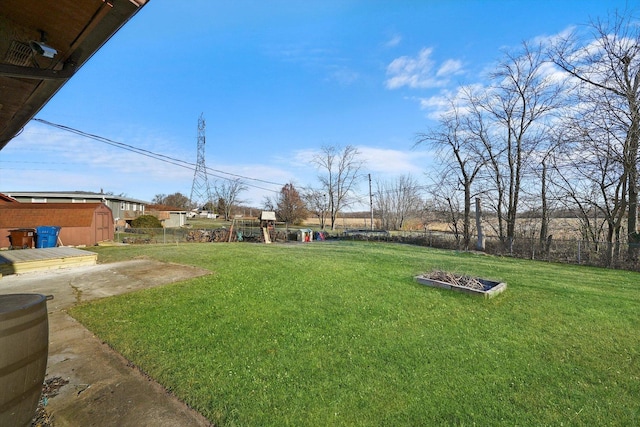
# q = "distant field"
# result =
<box><xmin>185</xmin><ymin>214</ymin><xmax>585</xmax><ymax>241</ymax></box>
<box><xmin>75</xmin><ymin>242</ymin><xmax>640</xmax><ymax>426</ymax></box>
<box><xmin>302</xmin><ymin>216</ymin><xmax>584</xmax><ymax>239</ymax></box>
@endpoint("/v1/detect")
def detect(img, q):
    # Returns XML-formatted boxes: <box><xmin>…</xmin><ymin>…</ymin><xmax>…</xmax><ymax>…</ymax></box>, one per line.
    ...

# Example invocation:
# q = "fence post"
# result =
<box><xmin>577</xmin><ymin>239</ymin><xmax>581</xmax><ymax>264</ymax></box>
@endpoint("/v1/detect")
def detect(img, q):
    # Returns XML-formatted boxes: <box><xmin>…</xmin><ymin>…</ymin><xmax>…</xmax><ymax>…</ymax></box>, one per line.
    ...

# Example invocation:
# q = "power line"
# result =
<box><xmin>32</xmin><ymin>118</ymin><xmax>285</xmax><ymax>193</ymax></box>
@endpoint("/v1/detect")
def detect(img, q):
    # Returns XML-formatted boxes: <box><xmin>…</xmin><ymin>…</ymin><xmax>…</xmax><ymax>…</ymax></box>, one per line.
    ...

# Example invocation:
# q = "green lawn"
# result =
<box><xmin>72</xmin><ymin>241</ymin><xmax>640</xmax><ymax>426</ymax></box>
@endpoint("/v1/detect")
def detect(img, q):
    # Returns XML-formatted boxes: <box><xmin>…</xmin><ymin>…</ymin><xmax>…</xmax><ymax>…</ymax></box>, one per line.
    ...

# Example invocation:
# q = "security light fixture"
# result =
<box><xmin>30</xmin><ymin>41</ymin><xmax>57</xmax><ymax>59</ymax></box>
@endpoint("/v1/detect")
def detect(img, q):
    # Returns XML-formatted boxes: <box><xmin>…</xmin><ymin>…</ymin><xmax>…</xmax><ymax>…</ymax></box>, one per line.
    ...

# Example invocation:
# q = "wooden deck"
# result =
<box><xmin>0</xmin><ymin>247</ymin><xmax>97</xmax><ymax>277</ymax></box>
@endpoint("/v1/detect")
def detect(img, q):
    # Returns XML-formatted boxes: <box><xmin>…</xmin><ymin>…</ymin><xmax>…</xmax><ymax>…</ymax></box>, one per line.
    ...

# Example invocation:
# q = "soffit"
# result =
<box><xmin>0</xmin><ymin>0</ymin><xmax>149</xmax><ymax>150</ymax></box>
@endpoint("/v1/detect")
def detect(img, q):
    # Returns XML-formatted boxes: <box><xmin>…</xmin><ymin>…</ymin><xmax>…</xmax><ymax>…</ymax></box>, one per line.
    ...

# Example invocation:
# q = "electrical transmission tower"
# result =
<box><xmin>189</xmin><ymin>113</ymin><xmax>213</xmax><ymax>210</ymax></box>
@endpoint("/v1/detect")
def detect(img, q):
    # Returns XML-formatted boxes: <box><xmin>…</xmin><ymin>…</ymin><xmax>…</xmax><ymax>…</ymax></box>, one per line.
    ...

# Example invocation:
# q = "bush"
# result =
<box><xmin>131</xmin><ymin>215</ymin><xmax>162</xmax><ymax>229</ymax></box>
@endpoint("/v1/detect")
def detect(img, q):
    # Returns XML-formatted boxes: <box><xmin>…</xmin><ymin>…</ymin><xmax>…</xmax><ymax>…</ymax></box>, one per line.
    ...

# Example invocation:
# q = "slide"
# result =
<box><xmin>262</xmin><ymin>227</ymin><xmax>271</xmax><ymax>244</ymax></box>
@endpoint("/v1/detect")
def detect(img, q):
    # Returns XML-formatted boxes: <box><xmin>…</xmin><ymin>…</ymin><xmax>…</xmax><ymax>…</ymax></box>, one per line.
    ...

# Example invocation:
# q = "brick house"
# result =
<box><xmin>0</xmin><ymin>202</ymin><xmax>114</xmax><ymax>248</ymax></box>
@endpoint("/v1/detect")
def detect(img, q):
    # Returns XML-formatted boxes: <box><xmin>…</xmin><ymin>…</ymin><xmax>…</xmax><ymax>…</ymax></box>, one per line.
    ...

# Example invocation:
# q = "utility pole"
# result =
<box><xmin>189</xmin><ymin>113</ymin><xmax>213</xmax><ymax>211</ymax></box>
<box><xmin>369</xmin><ymin>173</ymin><xmax>374</xmax><ymax>230</ymax></box>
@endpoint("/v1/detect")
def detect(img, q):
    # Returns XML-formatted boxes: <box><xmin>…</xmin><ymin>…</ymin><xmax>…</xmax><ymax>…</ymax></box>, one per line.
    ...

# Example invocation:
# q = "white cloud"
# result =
<box><xmin>292</xmin><ymin>146</ymin><xmax>432</xmax><ymax>178</ymax></box>
<box><xmin>384</xmin><ymin>34</ymin><xmax>402</xmax><ymax>48</ymax></box>
<box><xmin>0</xmin><ymin>122</ymin><xmax>195</xmax><ymax>200</ymax></box>
<box><xmin>418</xmin><ymin>94</ymin><xmax>453</xmax><ymax>120</ymax></box>
<box><xmin>385</xmin><ymin>47</ymin><xmax>464</xmax><ymax>90</ymax></box>
<box><xmin>359</xmin><ymin>146</ymin><xmax>431</xmax><ymax>176</ymax></box>
<box><xmin>291</xmin><ymin>148</ymin><xmax>319</xmax><ymax>165</ymax></box>
<box><xmin>417</xmin><ymin>83</ymin><xmax>488</xmax><ymax>120</ymax></box>
<box><xmin>531</xmin><ymin>26</ymin><xmax>575</xmax><ymax>49</ymax></box>
<box><xmin>436</xmin><ymin>59</ymin><xmax>464</xmax><ymax>77</ymax></box>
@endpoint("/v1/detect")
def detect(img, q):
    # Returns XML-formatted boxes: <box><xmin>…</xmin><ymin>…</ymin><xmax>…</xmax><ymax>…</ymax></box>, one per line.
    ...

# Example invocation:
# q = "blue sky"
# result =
<box><xmin>0</xmin><ymin>0</ymin><xmax>634</xmax><ymax>207</ymax></box>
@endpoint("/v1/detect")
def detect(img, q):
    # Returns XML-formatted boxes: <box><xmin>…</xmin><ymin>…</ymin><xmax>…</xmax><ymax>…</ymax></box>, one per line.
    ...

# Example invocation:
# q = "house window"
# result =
<box><xmin>133</xmin><ymin>204</ymin><xmax>137</xmax><ymax>211</ymax></box>
<box><xmin>32</xmin><ymin>198</ymin><xmax>47</xmax><ymax>203</ymax></box>
<box><xmin>72</xmin><ymin>198</ymin><xmax>87</xmax><ymax>203</ymax></box>
<box><xmin>120</xmin><ymin>202</ymin><xmax>125</xmax><ymax>210</ymax></box>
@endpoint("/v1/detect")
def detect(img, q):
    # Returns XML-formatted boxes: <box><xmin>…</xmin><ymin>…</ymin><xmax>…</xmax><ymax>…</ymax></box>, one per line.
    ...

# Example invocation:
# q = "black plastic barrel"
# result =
<box><xmin>0</xmin><ymin>294</ymin><xmax>50</xmax><ymax>427</ymax></box>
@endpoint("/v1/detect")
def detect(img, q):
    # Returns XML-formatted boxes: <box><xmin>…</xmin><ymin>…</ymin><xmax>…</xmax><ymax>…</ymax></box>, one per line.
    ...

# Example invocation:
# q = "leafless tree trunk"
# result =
<box><xmin>536</xmin><ymin>130</ymin><xmax>566</xmax><ymax>253</ymax></box>
<box><xmin>311</xmin><ymin>145</ymin><xmax>364</xmax><ymax>230</ymax></box>
<box><xmin>539</xmin><ymin>160</ymin><xmax>550</xmax><ymax>246</ymax></box>
<box><xmin>416</xmin><ymin>95</ymin><xmax>485</xmax><ymax>250</ymax></box>
<box><xmin>549</xmin><ymin>10</ymin><xmax>640</xmax><ymax>256</ymax></box>
<box><xmin>551</xmin><ymin>110</ymin><xmax>627</xmax><ymax>267</ymax></box>
<box><xmin>465</xmin><ymin>42</ymin><xmax>563</xmax><ymax>252</ymax></box>
<box><xmin>445</xmin><ymin>196</ymin><xmax>462</xmax><ymax>246</ymax></box>
<box><xmin>475</xmin><ymin>198</ymin><xmax>485</xmax><ymax>251</ymax></box>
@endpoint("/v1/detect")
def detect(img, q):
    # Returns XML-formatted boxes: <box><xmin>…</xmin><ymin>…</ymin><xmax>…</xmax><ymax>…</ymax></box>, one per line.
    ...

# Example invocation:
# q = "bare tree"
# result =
<box><xmin>469</xmin><ymin>42</ymin><xmax>563</xmax><ymax>251</ymax></box>
<box><xmin>426</xmin><ymin>178</ymin><xmax>463</xmax><ymax>246</ymax></box>
<box><xmin>552</xmin><ymin>101</ymin><xmax>629</xmax><ymax>266</ymax></box>
<box><xmin>213</xmin><ymin>178</ymin><xmax>247</xmax><ymax>221</ymax></box>
<box><xmin>416</xmin><ymin>95</ymin><xmax>485</xmax><ymax>249</ymax></box>
<box><xmin>311</xmin><ymin>145</ymin><xmax>364</xmax><ymax>230</ymax></box>
<box><xmin>152</xmin><ymin>193</ymin><xmax>192</xmax><ymax>209</ymax></box>
<box><xmin>549</xmin><ymin>9</ymin><xmax>640</xmax><ymax>254</ymax></box>
<box><xmin>262</xmin><ymin>196</ymin><xmax>275</xmax><ymax>212</ymax></box>
<box><xmin>527</xmin><ymin>125</ymin><xmax>567</xmax><ymax>253</ymax></box>
<box><xmin>374</xmin><ymin>174</ymin><xmax>423</xmax><ymax>231</ymax></box>
<box><xmin>152</xmin><ymin>194</ymin><xmax>166</xmax><ymax>205</ymax></box>
<box><xmin>537</xmin><ymin>146</ymin><xmax>557</xmax><ymax>252</ymax></box>
<box><xmin>302</xmin><ymin>188</ymin><xmax>329</xmax><ymax>230</ymax></box>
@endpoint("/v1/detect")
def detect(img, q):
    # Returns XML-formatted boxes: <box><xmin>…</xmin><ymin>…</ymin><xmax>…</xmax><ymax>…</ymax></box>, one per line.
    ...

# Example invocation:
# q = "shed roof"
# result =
<box><xmin>146</xmin><ymin>204</ymin><xmax>187</xmax><ymax>212</ymax></box>
<box><xmin>0</xmin><ymin>193</ymin><xmax>18</xmax><ymax>204</ymax></box>
<box><xmin>0</xmin><ymin>202</ymin><xmax>109</xmax><ymax>228</ymax></box>
<box><xmin>4</xmin><ymin>191</ymin><xmax>147</xmax><ymax>204</ymax></box>
<box><xmin>260</xmin><ymin>211</ymin><xmax>277</xmax><ymax>221</ymax></box>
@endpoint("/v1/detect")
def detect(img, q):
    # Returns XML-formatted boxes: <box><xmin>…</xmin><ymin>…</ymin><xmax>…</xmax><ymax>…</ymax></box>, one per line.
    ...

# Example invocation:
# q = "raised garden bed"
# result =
<box><xmin>415</xmin><ymin>270</ymin><xmax>507</xmax><ymax>298</ymax></box>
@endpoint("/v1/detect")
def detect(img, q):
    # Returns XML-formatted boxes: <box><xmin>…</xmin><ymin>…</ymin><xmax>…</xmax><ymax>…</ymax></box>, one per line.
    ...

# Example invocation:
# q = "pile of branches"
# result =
<box><xmin>424</xmin><ymin>270</ymin><xmax>485</xmax><ymax>290</ymax></box>
<box><xmin>187</xmin><ymin>229</ymin><xmax>213</xmax><ymax>242</ymax></box>
<box><xmin>186</xmin><ymin>229</ymin><xmax>230</xmax><ymax>242</ymax></box>
<box><xmin>122</xmin><ymin>237</ymin><xmax>151</xmax><ymax>244</ymax></box>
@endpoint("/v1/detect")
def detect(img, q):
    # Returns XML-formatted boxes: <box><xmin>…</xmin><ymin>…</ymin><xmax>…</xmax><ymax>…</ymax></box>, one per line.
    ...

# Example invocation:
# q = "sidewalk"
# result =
<box><xmin>0</xmin><ymin>259</ymin><xmax>212</xmax><ymax>427</ymax></box>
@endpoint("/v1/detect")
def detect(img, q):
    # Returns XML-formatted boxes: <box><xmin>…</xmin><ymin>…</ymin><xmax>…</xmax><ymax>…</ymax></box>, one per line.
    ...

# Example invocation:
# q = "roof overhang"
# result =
<box><xmin>0</xmin><ymin>0</ymin><xmax>149</xmax><ymax>150</ymax></box>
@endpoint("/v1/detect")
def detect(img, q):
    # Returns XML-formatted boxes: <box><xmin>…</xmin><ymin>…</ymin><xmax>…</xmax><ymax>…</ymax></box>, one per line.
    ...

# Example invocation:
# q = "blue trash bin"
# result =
<box><xmin>35</xmin><ymin>226</ymin><xmax>61</xmax><ymax>248</ymax></box>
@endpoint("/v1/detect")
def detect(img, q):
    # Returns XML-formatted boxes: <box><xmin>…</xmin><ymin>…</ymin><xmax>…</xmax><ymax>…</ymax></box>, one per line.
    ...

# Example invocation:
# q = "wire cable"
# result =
<box><xmin>32</xmin><ymin>118</ymin><xmax>285</xmax><ymax>193</ymax></box>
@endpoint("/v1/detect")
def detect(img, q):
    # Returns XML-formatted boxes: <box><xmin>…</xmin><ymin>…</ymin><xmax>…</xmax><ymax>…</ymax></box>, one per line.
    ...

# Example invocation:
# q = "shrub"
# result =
<box><xmin>131</xmin><ymin>215</ymin><xmax>162</xmax><ymax>229</ymax></box>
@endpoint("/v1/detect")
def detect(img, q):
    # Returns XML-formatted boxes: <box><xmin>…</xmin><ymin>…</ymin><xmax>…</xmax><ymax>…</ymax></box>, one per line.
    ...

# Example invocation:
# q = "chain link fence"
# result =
<box><xmin>116</xmin><ymin>227</ymin><xmax>640</xmax><ymax>272</ymax></box>
<box><xmin>341</xmin><ymin>230</ymin><xmax>640</xmax><ymax>271</ymax></box>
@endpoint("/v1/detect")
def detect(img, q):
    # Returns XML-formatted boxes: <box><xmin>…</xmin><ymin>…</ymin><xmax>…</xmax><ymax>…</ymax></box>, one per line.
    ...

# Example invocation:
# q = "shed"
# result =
<box><xmin>4</xmin><ymin>191</ymin><xmax>146</xmax><ymax>227</ymax></box>
<box><xmin>146</xmin><ymin>204</ymin><xmax>188</xmax><ymax>228</ymax></box>
<box><xmin>298</xmin><ymin>228</ymin><xmax>314</xmax><ymax>242</ymax></box>
<box><xmin>0</xmin><ymin>202</ymin><xmax>113</xmax><ymax>248</ymax></box>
